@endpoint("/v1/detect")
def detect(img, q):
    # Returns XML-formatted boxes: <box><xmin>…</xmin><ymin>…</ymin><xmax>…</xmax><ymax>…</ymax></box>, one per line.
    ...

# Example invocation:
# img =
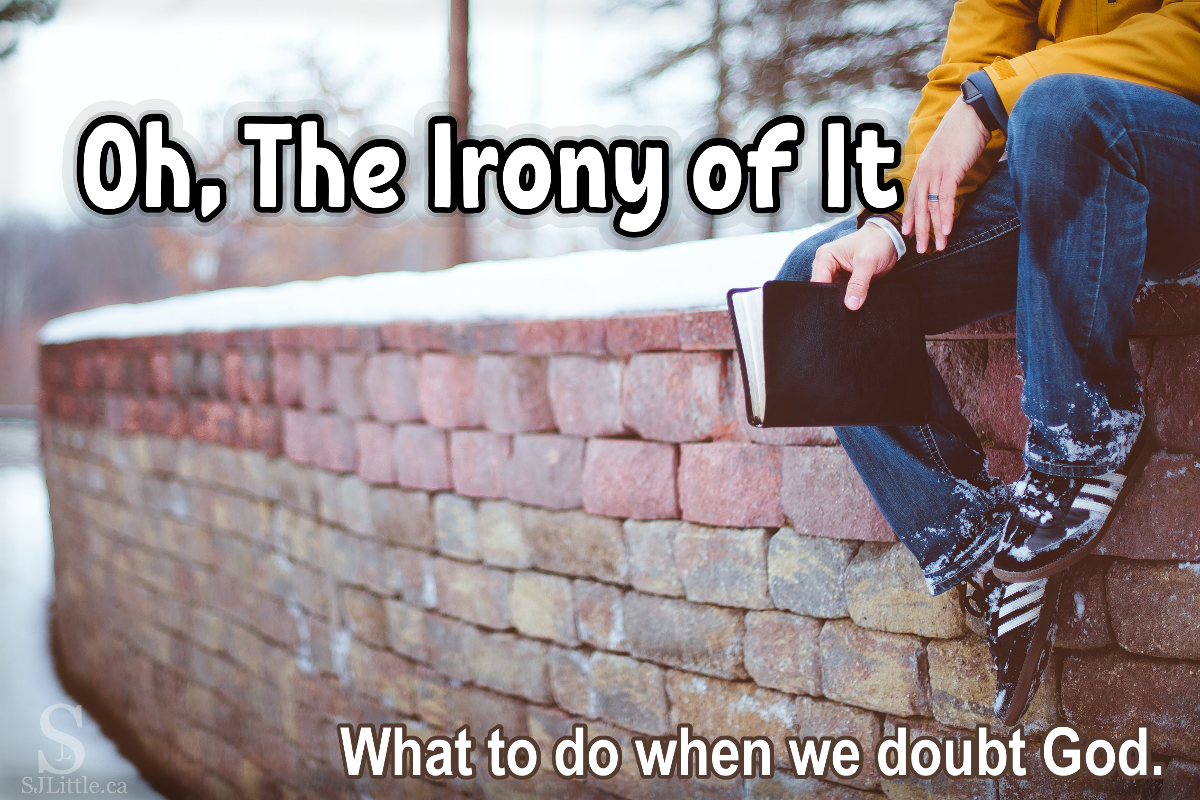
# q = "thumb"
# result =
<box><xmin>844</xmin><ymin>259</ymin><xmax>875</xmax><ymax>311</ymax></box>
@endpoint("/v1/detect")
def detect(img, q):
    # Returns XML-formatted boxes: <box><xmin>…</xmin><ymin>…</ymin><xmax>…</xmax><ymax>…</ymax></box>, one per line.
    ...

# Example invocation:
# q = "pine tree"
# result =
<box><xmin>0</xmin><ymin>0</ymin><xmax>59</xmax><ymax>59</ymax></box>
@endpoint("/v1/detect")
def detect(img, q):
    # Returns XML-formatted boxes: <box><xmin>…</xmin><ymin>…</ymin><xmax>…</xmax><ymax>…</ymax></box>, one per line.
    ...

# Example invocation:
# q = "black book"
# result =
<box><xmin>727</xmin><ymin>281</ymin><xmax>932</xmax><ymax>427</ymax></box>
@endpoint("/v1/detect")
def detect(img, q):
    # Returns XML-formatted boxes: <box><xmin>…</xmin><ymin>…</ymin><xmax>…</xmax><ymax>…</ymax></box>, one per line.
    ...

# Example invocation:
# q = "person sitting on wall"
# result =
<box><xmin>776</xmin><ymin>0</ymin><xmax>1200</xmax><ymax>724</ymax></box>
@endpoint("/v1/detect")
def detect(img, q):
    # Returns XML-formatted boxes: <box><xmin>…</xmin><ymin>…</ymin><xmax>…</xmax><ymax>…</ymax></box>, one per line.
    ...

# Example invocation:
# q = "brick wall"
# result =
<box><xmin>39</xmin><ymin>283</ymin><xmax>1200</xmax><ymax>800</ymax></box>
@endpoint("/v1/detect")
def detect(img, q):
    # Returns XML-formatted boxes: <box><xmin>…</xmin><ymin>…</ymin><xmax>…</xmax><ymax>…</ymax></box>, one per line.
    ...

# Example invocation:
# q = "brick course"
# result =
<box><xmin>39</xmin><ymin>296</ymin><xmax>1200</xmax><ymax>800</ymax></box>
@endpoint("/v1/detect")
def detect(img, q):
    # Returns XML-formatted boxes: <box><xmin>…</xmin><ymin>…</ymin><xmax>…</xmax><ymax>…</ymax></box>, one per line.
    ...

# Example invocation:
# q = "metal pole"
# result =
<box><xmin>446</xmin><ymin>0</ymin><xmax>471</xmax><ymax>268</ymax></box>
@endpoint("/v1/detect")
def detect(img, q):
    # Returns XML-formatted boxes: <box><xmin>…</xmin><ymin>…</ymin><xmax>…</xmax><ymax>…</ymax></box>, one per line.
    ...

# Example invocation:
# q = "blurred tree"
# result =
<box><xmin>613</xmin><ymin>0</ymin><xmax>954</xmax><ymax>122</ymax></box>
<box><xmin>0</xmin><ymin>0</ymin><xmax>59</xmax><ymax>60</ymax></box>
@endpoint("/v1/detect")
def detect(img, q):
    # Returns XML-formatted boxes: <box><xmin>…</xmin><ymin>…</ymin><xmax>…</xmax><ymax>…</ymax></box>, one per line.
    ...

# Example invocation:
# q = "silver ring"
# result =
<box><xmin>927</xmin><ymin>193</ymin><xmax>940</xmax><ymax>202</ymax></box>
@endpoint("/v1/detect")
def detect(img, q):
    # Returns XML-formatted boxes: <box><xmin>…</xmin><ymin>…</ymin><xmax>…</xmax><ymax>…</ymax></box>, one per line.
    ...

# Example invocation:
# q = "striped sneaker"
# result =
<box><xmin>993</xmin><ymin>428</ymin><xmax>1152</xmax><ymax>582</ymax></box>
<box><xmin>988</xmin><ymin>575</ymin><xmax>1063</xmax><ymax>726</ymax></box>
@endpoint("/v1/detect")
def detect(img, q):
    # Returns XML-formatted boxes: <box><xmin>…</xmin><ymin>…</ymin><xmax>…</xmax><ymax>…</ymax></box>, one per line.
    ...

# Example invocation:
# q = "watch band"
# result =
<box><xmin>961</xmin><ymin>77</ymin><xmax>1000</xmax><ymax>132</ymax></box>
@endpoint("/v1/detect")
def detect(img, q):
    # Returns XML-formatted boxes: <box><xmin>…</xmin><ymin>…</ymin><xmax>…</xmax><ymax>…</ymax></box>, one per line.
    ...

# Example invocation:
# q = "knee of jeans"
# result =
<box><xmin>1008</xmin><ymin>75</ymin><xmax>1116</xmax><ymax>165</ymax></box>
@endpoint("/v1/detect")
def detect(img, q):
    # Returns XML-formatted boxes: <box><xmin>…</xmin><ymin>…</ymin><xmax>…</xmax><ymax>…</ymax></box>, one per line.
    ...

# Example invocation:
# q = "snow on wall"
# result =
<box><xmin>39</xmin><ymin>226</ymin><xmax>830</xmax><ymax>345</ymax></box>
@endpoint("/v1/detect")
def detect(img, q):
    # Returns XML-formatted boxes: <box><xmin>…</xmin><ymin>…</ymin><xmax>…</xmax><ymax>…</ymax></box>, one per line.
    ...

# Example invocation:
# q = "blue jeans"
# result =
<box><xmin>777</xmin><ymin>75</ymin><xmax>1200</xmax><ymax>595</ymax></box>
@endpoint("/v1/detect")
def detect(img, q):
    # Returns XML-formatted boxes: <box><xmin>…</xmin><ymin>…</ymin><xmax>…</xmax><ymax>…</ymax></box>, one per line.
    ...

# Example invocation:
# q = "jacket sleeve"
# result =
<box><xmin>861</xmin><ymin>0</ymin><xmax>1042</xmax><ymax>228</ymax></box>
<box><xmin>983</xmin><ymin>1</ymin><xmax>1200</xmax><ymax>110</ymax></box>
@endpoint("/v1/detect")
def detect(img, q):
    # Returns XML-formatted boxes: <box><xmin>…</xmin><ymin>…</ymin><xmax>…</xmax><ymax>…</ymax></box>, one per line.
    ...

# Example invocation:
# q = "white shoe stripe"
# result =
<box><xmin>999</xmin><ymin>586</ymin><xmax>1045</xmax><ymax>618</ymax></box>
<box><xmin>1080</xmin><ymin>484</ymin><xmax>1120</xmax><ymax>502</ymax></box>
<box><xmin>998</xmin><ymin>606</ymin><xmax>1042</xmax><ymax>637</ymax></box>
<box><xmin>1074</xmin><ymin>497</ymin><xmax>1113</xmax><ymax>515</ymax></box>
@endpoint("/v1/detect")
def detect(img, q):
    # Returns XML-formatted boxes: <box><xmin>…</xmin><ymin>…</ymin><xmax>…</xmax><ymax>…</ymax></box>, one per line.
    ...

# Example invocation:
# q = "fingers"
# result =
<box><xmin>810</xmin><ymin>245</ymin><xmax>838</xmax><ymax>284</ymax></box>
<box><xmin>844</xmin><ymin>256</ymin><xmax>875</xmax><ymax>311</ymax></box>
<box><xmin>913</xmin><ymin>180</ymin><xmax>931</xmax><ymax>254</ymax></box>
<box><xmin>937</xmin><ymin>173</ymin><xmax>957</xmax><ymax>248</ymax></box>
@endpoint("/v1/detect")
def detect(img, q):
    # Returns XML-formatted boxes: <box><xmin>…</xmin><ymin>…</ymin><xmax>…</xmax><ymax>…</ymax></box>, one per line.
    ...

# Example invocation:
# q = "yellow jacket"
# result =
<box><xmin>897</xmin><ymin>0</ymin><xmax>1200</xmax><ymax>217</ymax></box>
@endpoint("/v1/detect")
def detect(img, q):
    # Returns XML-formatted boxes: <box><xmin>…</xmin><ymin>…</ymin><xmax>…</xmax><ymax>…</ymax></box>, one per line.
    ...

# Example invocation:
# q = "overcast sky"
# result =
<box><xmin>0</xmin><ymin>0</ymin><xmax>712</xmax><ymax>219</ymax></box>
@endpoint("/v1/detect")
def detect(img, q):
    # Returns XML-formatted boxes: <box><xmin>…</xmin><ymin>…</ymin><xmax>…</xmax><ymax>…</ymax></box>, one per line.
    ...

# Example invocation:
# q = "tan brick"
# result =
<box><xmin>768</xmin><ymin>528</ymin><xmax>858</xmax><ymax>619</ymax></box>
<box><xmin>926</xmin><ymin>638</ymin><xmax>1057</xmax><ymax>736</ymax></box>
<box><xmin>385</xmin><ymin>600</ymin><xmax>427</xmax><ymax>662</ymax></box>
<box><xmin>845</xmin><ymin>543</ymin><xmax>966</xmax><ymax>638</ymax></box>
<box><xmin>591</xmin><ymin>652</ymin><xmax>670</xmax><ymax>735</ymax></box>
<box><xmin>548</xmin><ymin>647</ymin><xmax>591</xmax><ymax>717</ymax></box>
<box><xmin>429</xmin><ymin>557</ymin><xmax>511</xmax><ymax>630</ymax></box>
<box><xmin>624</xmin><ymin>593</ymin><xmax>746</xmax><ymax>679</ymax></box>
<box><xmin>386</xmin><ymin>546</ymin><xmax>435</xmax><ymax>606</ymax></box>
<box><xmin>1056</xmin><ymin>558</ymin><xmax>1113</xmax><ymax>650</ymax></box>
<box><xmin>674</xmin><ymin>523</ymin><xmax>771</xmax><ymax>609</ymax></box>
<box><xmin>477</xmin><ymin>500</ymin><xmax>534</xmax><ymax>568</ymax></box>
<box><xmin>432</xmin><ymin>493</ymin><xmax>480</xmax><ymax>560</ymax></box>
<box><xmin>574</xmin><ymin>580</ymin><xmax>625</xmax><ymax>651</ymax></box>
<box><xmin>465</xmin><ymin>629</ymin><xmax>551</xmax><ymax>702</ymax></box>
<box><xmin>819</xmin><ymin>620</ymin><xmax>929</xmax><ymax>717</ymax></box>
<box><xmin>370</xmin><ymin>487</ymin><xmax>434</xmax><ymax>549</ymax></box>
<box><xmin>880</xmin><ymin>717</ymin><xmax>999</xmax><ymax>800</ymax></box>
<box><xmin>796</xmin><ymin>696</ymin><xmax>884</xmax><ymax>791</ymax></box>
<box><xmin>511</xmin><ymin>572</ymin><xmax>577</xmax><ymax>645</ymax></box>
<box><xmin>624</xmin><ymin>519</ymin><xmax>685</xmax><ymax>597</ymax></box>
<box><xmin>1108</xmin><ymin>560</ymin><xmax>1200</xmax><ymax>660</ymax></box>
<box><xmin>446</xmin><ymin>685</ymin><xmax>528</xmax><ymax>738</ymax></box>
<box><xmin>522</xmin><ymin>507</ymin><xmax>629</xmax><ymax>582</ymax></box>
<box><xmin>744</xmin><ymin>610</ymin><xmax>822</xmax><ymax>696</ymax></box>
<box><xmin>666</xmin><ymin>670</ymin><xmax>797</xmax><ymax>765</ymax></box>
<box><xmin>744</xmin><ymin>775</ymin><xmax>882</xmax><ymax>799</ymax></box>
<box><xmin>423</xmin><ymin>614</ymin><xmax>478</xmax><ymax>682</ymax></box>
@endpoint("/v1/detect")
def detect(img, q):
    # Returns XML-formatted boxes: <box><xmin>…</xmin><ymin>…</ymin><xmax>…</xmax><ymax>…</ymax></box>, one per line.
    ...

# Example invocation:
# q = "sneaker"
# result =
<box><xmin>992</xmin><ymin>427</ymin><xmax>1153</xmax><ymax>582</ymax></box>
<box><xmin>963</xmin><ymin>571</ymin><xmax>1062</xmax><ymax>726</ymax></box>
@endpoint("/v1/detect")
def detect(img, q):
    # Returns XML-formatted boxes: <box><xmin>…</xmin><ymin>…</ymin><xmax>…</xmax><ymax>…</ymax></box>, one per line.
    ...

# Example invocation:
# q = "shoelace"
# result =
<box><xmin>962</xmin><ymin>571</ymin><xmax>1003</xmax><ymax>619</ymax></box>
<box><xmin>1013</xmin><ymin>470</ymin><xmax>1075</xmax><ymax>526</ymax></box>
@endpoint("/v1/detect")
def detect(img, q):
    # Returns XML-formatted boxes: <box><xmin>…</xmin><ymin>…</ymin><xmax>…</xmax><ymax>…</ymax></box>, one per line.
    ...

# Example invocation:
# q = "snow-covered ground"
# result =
<box><xmin>0</xmin><ymin>420</ymin><xmax>163</xmax><ymax>799</ymax></box>
<box><xmin>40</xmin><ymin>225</ymin><xmax>829</xmax><ymax>344</ymax></box>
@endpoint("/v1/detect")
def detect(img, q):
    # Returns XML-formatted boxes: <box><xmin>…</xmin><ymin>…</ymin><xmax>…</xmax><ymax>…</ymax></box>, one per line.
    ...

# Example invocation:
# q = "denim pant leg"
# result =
<box><xmin>1009</xmin><ymin>75</ymin><xmax>1200</xmax><ymax>477</ymax></box>
<box><xmin>775</xmin><ymin>167</ymin><xmax>1022</xmax><ymax>595</ymax></box>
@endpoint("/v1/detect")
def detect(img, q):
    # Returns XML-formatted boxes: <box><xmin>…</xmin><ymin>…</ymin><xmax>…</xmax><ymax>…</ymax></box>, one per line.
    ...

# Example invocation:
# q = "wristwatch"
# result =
<box><xmin>961</xmin><ymin>77</ymin><xmax>1000</xmax><ymax>132</ymax></box>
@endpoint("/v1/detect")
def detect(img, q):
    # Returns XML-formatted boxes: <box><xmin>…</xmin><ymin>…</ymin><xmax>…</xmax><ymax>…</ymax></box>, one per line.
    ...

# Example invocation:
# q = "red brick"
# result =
<box><xmin>582</xmin><ymin>439</ymin><xmax>678</xmax><ymax>519</ymax></box>
<box><xmin>977</xmin><ymin>339</ymin><xmax>1028</xmax><ymax>450</ymax></box>
<box><xmin>240</xmin><ymin>350</ymin><xmax>272</xmax><ymax>404</ymax></box>
<box><xmin>986</xmin><ymin>447</ymin><xmax>1025</xmax><ymax>484</ymax></box>
<box><xmin>283</xmin><ymin>409</ymin><xmax>312</xmax><ymax>463</ymax></box>
<box><xmin>392</xmin><ymin>424</ymin><xmax>452</xmax><ymax>490</ymax></box>
<box><xmin>464</xmin><ymin>321</ymin><xmax>519</xmax><ymax>353</ymax></box>
<box><xmin>1164</xmin><ymin>759</ymin><xmax>1200</xmax><ymax>800</ymax></box>
<box><xmin>328</xmin><ymin>352</ymin><xmax>368</xmax><ymax>418</ymax></box>
<box><xmin>622</xmin><ymin>351</ymin><xmax>738</xmax><ymax>442</ymax></box>
<box><xmin>97</xmin><ymin>351</ymin><xmax>126</xmax><ymax>391</ymax></box>
<box><xmin>312</xmin><ymin>413</ymin><xmax>356</xmax><ymax>472</ymax></box>
<box><xmin>105</xmin><ymin>395</ymin><xmax>143</xmax><ymax>434</ymax></box>
<box><xmin>300</xmin><ymin>326</ymin><xmax>340</xmax><ymax>351</ymax></box>
<box><xmin>222</xmin><ymin>351</ymin><xmax>244</xmax><ymax>401</ymax></box>
<box><xmin>1146</xmin><ymin>336</ymin><xmax>1200</xmax><ymax>452</ymax></box>
<box><xmin>1062</xmin><ymin>652</ymin><xmax>1200</xmax><ymax>760</ymax></box>
<box><xmin>363</xmin><ymin>352</ymin><xmax>422</xmax><ymax>423</ymax></box>
<box><xmin>1099</xmin><ymin>453</ymin><xmax>1200</xmax><ymax>560</ymax></box>
<box><xmin>268</xmin><ymin>328</ymin><xmax>304</xmax><ymax>349</ymax></box>
<box><xmin>272</xmin><ymin>350</ymin><xmax>302</xmax><ymax>407</ymax></box>
<box><xmin>300</xmin><ymin>351</ymin><xmax>329</xmax><ymax>411</ymax></box>
<box><xmin>505</xmin><ymin>434</ymin><xmax>585</xmax><ymax>510</ymax></box>
<box><xmin>1133</xmin><ymin>283</ymin><xmax>1200</xmax><ymax>337</ymax></box>
<box><xmin>196</xmin><ymin>351</ymin><xmax>225</xmax><ymax>397</ymax></box>
<box><xmin>515</xmin><ymin>318</ymin><xmax>607</xmax><ymax>354</ymax></box>
<box><xmin>190</xmin><ymin>400</ymin><xmax>235</xmax><ymax>445</ymax></box>
<box><xmin>781</xmin><ymin>447</ymin><xmax>895</xmax><ymax>542</ymax></box>
<box><xmin>547</xmin><ymin>356</ymin><xmax>625</xmax><ymax>437</ymax></box>
<box><xmin>678</xmin><ymin>310</ymin><xmax>735</xmax><ymax>351</ymax></box>
<box><xmin>476</xmin><ymin>355</ymin><xmax>555</xmax><ymax>433</ymax></box>
<box><xmin>679</xmin><ymin>442</ymin><xmax>784</xmax><ymax>527</ymax></box>
<box><xmin>192</xmin><ymin>331</ymin><xmax>229</xmax><ymax>350</ymax></box>
<box><xmin>356</xmin><ymin>421</ymin><xmax>396</xmax><ymax>485</ymax></box>
<box><xmin>71</xmin><ymin>352</ymin><xmax>97</xmax><ymax>390</ymax></box>
<box><xmin>417</xmin><ymin>353</ymin><xmax>481</xmax><ymax>429</ymax></box>
<box><xmin>378</xmin><ymin>321</ymin><xmax>423</xmax><ymax>351</ymax></box>
<box><xmin>337</xmin><ymin>325</ymin><xmax>381</xmax><ymax>351</ymax></box>
<box><xmin>450</xmin><ymin>430</ymin><xmax>511</xmax><ymax>498</ymax></box>
<box><xmin>605</xmin><ymin>313</ymin><xmax>680</xmax><ymax>354</ymax></box>
<box><xmin>145</xmin><ymin>397</ymin><xmax>187</xmax><ymax>437</ymax></box>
